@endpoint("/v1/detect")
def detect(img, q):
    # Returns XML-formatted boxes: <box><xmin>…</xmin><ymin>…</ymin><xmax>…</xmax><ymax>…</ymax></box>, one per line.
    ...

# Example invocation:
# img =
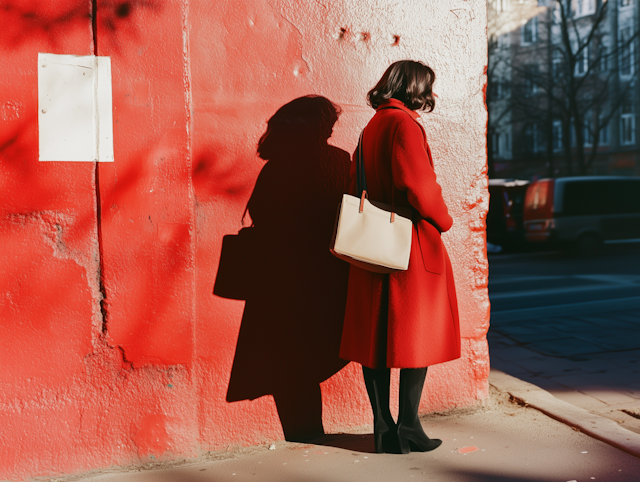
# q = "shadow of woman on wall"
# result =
<box><xmin>215</xmin><ymin>95</ymin><xmax>351</xmax><ymax>441</ymax></box>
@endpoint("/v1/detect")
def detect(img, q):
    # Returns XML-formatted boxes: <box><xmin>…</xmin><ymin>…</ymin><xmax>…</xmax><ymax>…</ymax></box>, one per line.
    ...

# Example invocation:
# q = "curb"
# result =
<box><xmin>489</xmin><ymin>368</ymin><xmax>640</xmax><ymax>460</ymax></box>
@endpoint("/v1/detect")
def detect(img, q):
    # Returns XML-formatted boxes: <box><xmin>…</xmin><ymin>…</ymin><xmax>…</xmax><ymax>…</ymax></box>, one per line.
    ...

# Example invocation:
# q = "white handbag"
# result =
<box><xmin>330</xmin><ymin>131</ymin><xmax>413</xmax><ymax>273</ymax></box>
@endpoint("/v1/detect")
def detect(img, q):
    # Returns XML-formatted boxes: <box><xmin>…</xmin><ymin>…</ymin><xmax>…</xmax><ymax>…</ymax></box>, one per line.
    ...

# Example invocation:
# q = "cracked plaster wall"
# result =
<box><xmin>0</xmin><ymin>1</ymin><xmax>489</xmax><ymax>479</ymax></box>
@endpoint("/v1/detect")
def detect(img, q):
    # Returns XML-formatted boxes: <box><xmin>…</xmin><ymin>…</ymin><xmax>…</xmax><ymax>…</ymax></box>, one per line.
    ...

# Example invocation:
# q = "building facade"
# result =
<box><xmin>488</xmin><ymin>0</ymin><xmax>640</xmax><ymax>179</ymax></box>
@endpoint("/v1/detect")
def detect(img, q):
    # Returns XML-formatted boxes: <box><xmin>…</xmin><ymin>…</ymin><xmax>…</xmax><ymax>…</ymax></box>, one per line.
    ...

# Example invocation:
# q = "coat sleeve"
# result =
<box><xmin>391</xmin><ymin>117</ymin><xmax>453</xmax><ymax>233</ymax></box>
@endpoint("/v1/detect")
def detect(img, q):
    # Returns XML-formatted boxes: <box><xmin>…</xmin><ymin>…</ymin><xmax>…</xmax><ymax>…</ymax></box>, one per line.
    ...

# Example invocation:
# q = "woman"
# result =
<box><xmin>339</xmin><ymin>61</ymin><xmax>461</xmax><ymax>454</ymax></box>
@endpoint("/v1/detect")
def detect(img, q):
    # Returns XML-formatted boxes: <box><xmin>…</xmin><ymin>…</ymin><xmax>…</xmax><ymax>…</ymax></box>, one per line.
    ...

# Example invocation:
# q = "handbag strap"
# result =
<box><xmin>356</xmin><ymin>130</ymin><xmax>367</xmax><ymax>197</ymax></box>
<box><xmin>356</xmin><ymin>127</ymin><xmax>397</xmax><ymax>222</ymax></box>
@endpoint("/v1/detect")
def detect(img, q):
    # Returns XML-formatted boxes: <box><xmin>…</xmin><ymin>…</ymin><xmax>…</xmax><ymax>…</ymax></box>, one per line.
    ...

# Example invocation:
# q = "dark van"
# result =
<box><xmin>487</xmin><ymin>179</ymin><xmax>529</xmax><ymax>250</ymax></box>
<box><xmin>523</xmin><ymin>176</ymin><xmax>640</xmax><ymax>254</ymax></box>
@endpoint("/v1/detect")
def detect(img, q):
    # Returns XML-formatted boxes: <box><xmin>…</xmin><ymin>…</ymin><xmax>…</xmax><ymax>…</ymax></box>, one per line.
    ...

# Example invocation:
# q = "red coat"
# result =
<box><xmin>339</xmin><ymin>99</ymin><xmax>461</xmax><ymax>369</ymax></box>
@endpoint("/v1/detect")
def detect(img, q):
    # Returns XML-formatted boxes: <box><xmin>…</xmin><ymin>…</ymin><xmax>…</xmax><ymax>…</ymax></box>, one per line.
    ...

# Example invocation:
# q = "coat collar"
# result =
<box><xmin>376</xmin><ymin>98</ymin><xmax>420</xmax><ymax>120</ymax></box>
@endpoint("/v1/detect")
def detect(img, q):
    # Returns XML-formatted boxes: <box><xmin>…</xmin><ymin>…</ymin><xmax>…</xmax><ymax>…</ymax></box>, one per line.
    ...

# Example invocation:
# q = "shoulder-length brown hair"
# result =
<box><xmin>367</xmin><ymin>60</ymin><xmax>436</xmax><ymax>112</ymax></box>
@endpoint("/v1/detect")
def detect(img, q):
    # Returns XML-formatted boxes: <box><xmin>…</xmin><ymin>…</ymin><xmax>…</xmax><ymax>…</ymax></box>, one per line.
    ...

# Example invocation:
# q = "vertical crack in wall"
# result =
<box><xmin>94</xmin><ymin>165</ymin><xmax>109</xmax><ymax>335</ymax></box>
<box><xmin>182</xmin><ymin>0</ymin><xmax>196</xmax><ymax>356</ymax></box>
<box><xmin>92</xmin><ymin>0</ymin><xmax>99</xmax><ymax>54</ymax></box>
<box><xmin>91</xmin><ymin>0</ymin><xmax>109</xmax><ymax>336</ymax></box>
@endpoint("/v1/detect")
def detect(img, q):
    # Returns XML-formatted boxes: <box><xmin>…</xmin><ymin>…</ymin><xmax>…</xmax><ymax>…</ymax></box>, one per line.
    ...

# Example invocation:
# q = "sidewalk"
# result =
<box><xmin>489</xmin><ymin>304</ymin><xmax>640</xmax><ymax>435</ymax></box>
<box><xmin>43</xmin><ymin>302</ymin><xmax>640</xmax><ymax>482</ymax></box>
<box><xmin>52</xmin><ymin>370</ymin><xmax>640</xmax><ymax>482</ymax></box>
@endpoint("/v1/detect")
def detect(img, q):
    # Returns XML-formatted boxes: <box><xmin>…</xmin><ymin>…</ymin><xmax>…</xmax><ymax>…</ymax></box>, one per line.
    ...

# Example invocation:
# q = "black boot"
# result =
<box><xmin>396</xmin><ymin>367</ymin><xmax>442</xmax><ymax>454</ymax></box>
<box><xmin>362</xmin><ymin>366</ymin><xmax>400</xmax><ymax>453</ymax></box>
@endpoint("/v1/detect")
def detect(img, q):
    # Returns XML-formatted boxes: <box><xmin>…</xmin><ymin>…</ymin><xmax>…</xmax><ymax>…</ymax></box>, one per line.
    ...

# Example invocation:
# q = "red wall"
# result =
<box><xmin>0</xmin><ymin>1</ymin><xmax>489</xmax><ymax>479</ymax></box>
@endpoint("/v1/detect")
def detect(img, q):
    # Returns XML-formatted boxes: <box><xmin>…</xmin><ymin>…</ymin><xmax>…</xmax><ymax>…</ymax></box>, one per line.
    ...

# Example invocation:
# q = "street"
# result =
<box><xmin>489</xmin><ymin>244</ymin><xmax>640</xmax><ymax>314</ymax></box>
<box><xmin>488</xmin><ymin>244</ymin><xmax>640</xmax><ymax>434</ymax></box>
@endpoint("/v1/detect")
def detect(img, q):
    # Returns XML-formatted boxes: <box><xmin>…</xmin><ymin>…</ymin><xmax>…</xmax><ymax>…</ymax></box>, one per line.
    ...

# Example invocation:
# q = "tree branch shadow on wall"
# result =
<box><xmin>214</xmin><ymin>96</ymin><xmax>351</xmax><ymax>442</ymax></box>
<box><xmin>0</xmin><ymin>112</ymin><xmax>193</xmax><ymax>366</ymax></box>
<box><xmin>0</xmin><ymin>0</ymin><xmax>162</xmax><ymax>53</ymax></box>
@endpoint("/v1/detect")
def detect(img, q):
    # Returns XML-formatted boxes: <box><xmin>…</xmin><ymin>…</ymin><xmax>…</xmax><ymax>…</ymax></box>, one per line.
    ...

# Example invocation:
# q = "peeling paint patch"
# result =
<box><xmin>9</xmin><ymin>211</ymin><xmax>77</xmax><ymax>259</ymax></box>
<box><xmin>1</xmin><ymin>101</ymin><xmax>23</xmax><ymax>120</ymax></box>
<box><xmin>465</xmin><ymin>173</ymin><xmax>489</xmax><ymax>232</ymax></box>
<box><xmin>8</xmin><ymin>211</ymin><xmax>104</xmax><ymax>341</ymax></box>
<box><xmin>464</xmin><ymin>173</ymin><xmax>490</xmax><ymax>291</ymax></box>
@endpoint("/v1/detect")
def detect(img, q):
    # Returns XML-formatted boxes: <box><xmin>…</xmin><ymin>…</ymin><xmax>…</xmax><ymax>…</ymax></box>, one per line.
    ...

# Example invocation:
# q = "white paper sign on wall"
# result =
<box><xmin>38</xmin><ymin>53</ymin><xmax>114</xmax><ymax>162</ymax></box>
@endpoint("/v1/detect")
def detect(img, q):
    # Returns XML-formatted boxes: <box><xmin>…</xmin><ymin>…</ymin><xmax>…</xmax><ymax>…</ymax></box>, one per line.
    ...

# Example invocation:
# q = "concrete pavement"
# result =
<box><xmin>49</xmin><ymin>371</ymin><xmax>640</xmax><ymax>482</ymax></box>
<box><xmin>489</xmin><ymin>303</ymin><xmax>640</xmax><ymax>436</ymax></box>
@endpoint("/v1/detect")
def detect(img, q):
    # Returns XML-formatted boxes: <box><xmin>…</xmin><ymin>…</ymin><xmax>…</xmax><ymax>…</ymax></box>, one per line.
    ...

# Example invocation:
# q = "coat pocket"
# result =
<box><xmin>415</xmin><ymin>219</ymin><xmax>445</xmax><ymax>275</ymax></box>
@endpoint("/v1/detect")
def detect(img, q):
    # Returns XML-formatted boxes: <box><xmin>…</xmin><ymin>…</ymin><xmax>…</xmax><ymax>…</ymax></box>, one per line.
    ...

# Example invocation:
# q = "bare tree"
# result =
<box><xmin>487</xmin><ymin>33</ymin><xmax>513</xmax><ymax>178</ymax></box>
<box><xmin>487</xmin><ymin>7</ymin><xmax>516</xmax><ymax>178</ymax></box>
<box><xmin>488</xmin><ymin>0</ymin><xmax>640</xmax><ymax>177</ymax></box>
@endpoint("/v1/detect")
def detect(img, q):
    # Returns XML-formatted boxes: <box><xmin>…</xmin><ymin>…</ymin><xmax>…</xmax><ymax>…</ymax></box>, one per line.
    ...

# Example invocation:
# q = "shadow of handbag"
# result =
<box><xmin>214</xmin><ymin>224</ymin><xmax>264</xmax><ymax>300</ymax></box>
<box><xmin>330</xmin><ymin>130</ymin><xmax>412</xmax><ymax>273</ymax></box>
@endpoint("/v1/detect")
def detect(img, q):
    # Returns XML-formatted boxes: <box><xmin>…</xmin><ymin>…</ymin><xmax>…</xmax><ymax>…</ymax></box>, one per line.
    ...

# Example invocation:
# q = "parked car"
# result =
<box><xmin>523</xmin><ymin>176</ymin><xmax>640</xmax><ymax>255</ymax></box>
<box><xmin>487</xmin><ymin>179</ymin><xmax>530</xmax><ymax>251</ymax></box>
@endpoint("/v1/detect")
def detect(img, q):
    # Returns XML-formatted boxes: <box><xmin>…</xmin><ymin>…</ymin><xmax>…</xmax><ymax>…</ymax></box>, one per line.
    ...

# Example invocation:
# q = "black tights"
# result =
<box><xmin>362</xmin><ymin>366</ymin><xmax>441</xmax><ymax>453</ymax></box>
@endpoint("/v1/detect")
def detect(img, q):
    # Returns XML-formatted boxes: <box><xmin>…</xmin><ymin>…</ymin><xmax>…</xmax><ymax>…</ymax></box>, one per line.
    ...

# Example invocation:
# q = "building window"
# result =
<box><xmin>496</xmin><ymin>80</ymin><xmax>504</xmax><ymax>100</ymax></box>
<box><xmin>552</xmin><ymin>3</ymin><xmax>562</xmax><ymax>23</ymax></box>
<box><xmin>524</xmin><ymin>65</ymin><xmax>538</xmax><ymax>96</ymax></box>
<box><xmin>583</xmin><ymin>113</ymin><xmax>593</xmax><ymax>146</ymax></box>
<box><xmin>619</xmin><ymin>27</ymin><xmax>634</xmax><ymax>78</ymax></box>
<box><xmin>492</xmin><ymin>132</ymin><xmax>511</xmax><ymax>158</ymax></box>
<box><xmin>573</xmin><ymin>0</ymin><xmax>596</xmax><ymax>17</ymax></box>
<box><xmin>552</xmin><ymin>50</ymin><xmax>564</xmax><ymax>76</ymax></box>
<box><xmin>620</xmin><ymin>104</ymin><xmax>636</xmax><ymax>145</ymax></box>
<box><xmin>490</xmin><ymin>80</ymin><xmax>498</xmax><ymax>100</ymax></box>
<box><xmin>598</xmin><ymin>116</ymin><xmax>609</xmax><ymax>145</ymax></box>
<box><xmin>521</xmin><ymin>17</ymin><xmax>538</xmax><ymax>45</ymax></box>
<box><xmin>535</xmin><ymin>125</ymin><xmax>543</xmax><ymax>152</ymax></box>
<box><xmin>524</xmin><ymin>125</ymin><xmax>534</xmax><ymax>153</ymax></box>
<box><xmin>492</xmin><ymin>133</ymin><xmax>503</xmax><ymax>157</ymax></box>
<box><xmin>553</xmin><ymin>120</ymin><xmax>563</xmax><ymax>151</ymax></box>
<box><xmin>491</xmin><ymin>79</ymin><xmax>509</xmax><ymax>100</ymax></box>
<box><xmin>525</xmin><ymin>124</ymin><xmax>543</xmax><ymax>153</ymax></box>
<box><xmin>576</xmin><ymin>46</ymin><xmax>589</xmax><ymax>76</ymax></box>
<box><xmin>494</xmin><ymin>0</ymin><xmax>511</xmax><ymax>12</ymax></box>
<box><xmin>598</xmin><ymin>46</ymin><xmax>608</xmax><ymax>72</ymax></box>
<box><xmin>498</xmin><ymin>33</ymin><xmax>510</xmax><ymax>50</ymax></box>
<box><xmin>621</xmin><ymin>114</ymin><xmax>635</xmax><ymax>145</ymax></box>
